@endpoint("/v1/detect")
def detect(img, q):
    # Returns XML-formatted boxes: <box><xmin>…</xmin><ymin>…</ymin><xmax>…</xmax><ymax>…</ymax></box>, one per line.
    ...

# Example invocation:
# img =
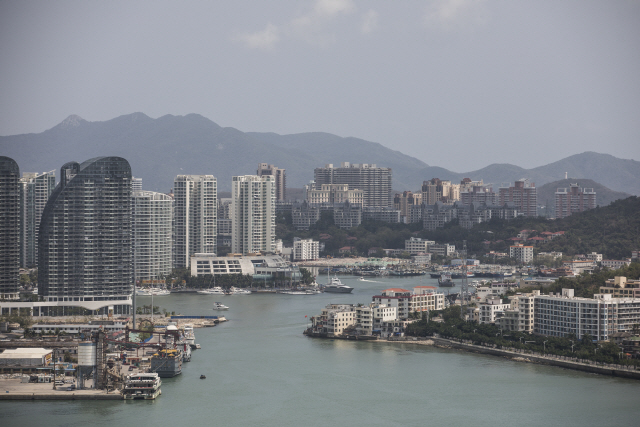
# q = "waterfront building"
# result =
<box><xmin>293</xmin><ymin>238</ymin><xmax>319</xmax><ymax>261</ymax></box>
<box><xmin>314</xmin><ymin>162</ymin><xmax>392</xmax><ymax>208</ymax></box>
<box><xmin>475</xmin><ymin>283</ymin><xmax>520</xmax><ymax>302</ymax></box>
<box><xmin>173</xmin><ymin>175</ymin><xmax>217</xmax><ymax>268</ymax></box>
<box><xmin>190</xmin><ymin>253</ymin><xmax>298</xmax><ymax>281</ymax></box>
<box><xmin>555</xmin><ymin>184</ymin><xmax>596</xmax><ymax>219</ymax></box>
<box><xmin>362</xmin><ymin>206</ymin><xmax>401</xmax><ymax>223</ymax></box>
<box><xmin>356</xmin><ymin>303</ymin><xmax>397</xmax><ymax>336</ymax></box>
<box><xmin>306</xmin><ymin>184</ymin><xmax>363</xmax><ymax>206</ymax></box>
<box><xmin>499</xmin><ymin>179</ymin><xmax>537</xmax><ymax>217</ymax></box>
<box><xmin>509</xmin><ymin>244</ymin><xmax>533</xmax><ymax>264</ymax></box>
<box><xmin>0</xmin><ymin>156</ymin><xmax>21</xmax><ymax>300</ymax></box>
<box><xmin>311</xmin><ymin>304</ymin><xmax>357</xmax><ymax>336</ymax></box>
<box><xmin>372</xmin><ymin>288</ymin><xmax>444</xmax><ymax>320</ymax></box>
<box><xmin>37</xmin><ymin>157</ymin><xmax>133</xmax><ymax>315</ymax></box>
<box><xmin>232</xmin><ymin>175</ymin><xmax>275</xmax><ymax>255</ymax></box>
<box><xmin>534</xmin><ymin>289</ymin><xmax>619</xmax><ymax>341</ymax></box>
<box><xmin>333</xmin><ymin>201</ymin><xmax>362</xmax><ymax>229</ymax></box>
<box><xmin>132</xmin><ymin>191</ymin><xmax>173</xmax><ymax>283</ymax></box>
<box><xmin>405</xmin><ymin>237</ymin><xmax>435</xmax><ymax>255</ymax></box>
<box><xmin>479</xmin><ymin>297</ymin><xmax>510</xmax><ymax>324</ymax></box>
<box><xmin>19</xmin><ymin>170</ymin><xmax>56</xmax><ymax>267</ymax></box>
<box><xmin>257</xmin><ymin>163</ymin><xmax>286</xmax><ymax>201</ymax></box>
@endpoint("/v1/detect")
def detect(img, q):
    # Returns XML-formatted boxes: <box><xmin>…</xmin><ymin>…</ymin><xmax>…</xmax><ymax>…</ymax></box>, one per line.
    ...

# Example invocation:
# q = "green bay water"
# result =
<box><xmin>3</xmin><ymin>275</ymin><xmax>640</xmax><ymax>426</ymax></box>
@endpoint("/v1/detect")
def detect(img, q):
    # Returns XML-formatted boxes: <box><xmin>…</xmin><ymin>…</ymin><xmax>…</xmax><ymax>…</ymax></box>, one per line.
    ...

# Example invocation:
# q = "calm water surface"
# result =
<box><xmin>3</xmin><ymin>276</ymin><xmax>640</xmax><ymax>426</ymax></box>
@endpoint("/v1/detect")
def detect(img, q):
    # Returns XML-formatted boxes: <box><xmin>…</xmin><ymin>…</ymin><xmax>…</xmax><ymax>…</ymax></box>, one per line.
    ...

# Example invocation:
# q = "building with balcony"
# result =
<box><xmin>173</xmin><ymin>175</ymin><xmax>217</xmax><ymax>268</ymax></box>
<box><xmin>132</xmin><ymin>191</ymin><xmax>173</xmax><ymax>282</ymax></box>
<box><xmin>231</xmin><ymin>175</ymin><xmax>275</xmax><ymax>255</ymax></box>
<box><xmin>314</xmin><ymin>162</ymin><xmax>392</xmax><ymax>208</ymax></box>
<box><xmin>37</xmin><ymin>157</ymin><xmax>133</xmax><ymax>315</ymax></box>
<box><xmin>257</xmin><ymin>163</ymin><xmax>286</xmax><ymax>201</ymax></box>
<box><xmin>0</xmin><ymin>156</ymin><xmax>21</xmax><ymax>300</ymax></box>
<box><xmin>499</xmin><ymin>179</ymin><xmax>537</xmax><ymax>217</ymax></box>
<box><xmin>555</xmin><ymin>184</ymin><xmax>596</xmax><ymax>219</ymax></box>
<box><xmin>19</xmin><ymin>170</ymin><xmax>56</xmax><ymax>267</ymax></box>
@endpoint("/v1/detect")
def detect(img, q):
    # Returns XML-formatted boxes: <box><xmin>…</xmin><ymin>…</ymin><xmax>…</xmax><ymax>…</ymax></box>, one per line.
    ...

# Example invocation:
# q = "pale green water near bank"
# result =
<box><xmin>3</xmin><ymin>276</ymin><xmax>640</xmax><ymax>426</ymax></box>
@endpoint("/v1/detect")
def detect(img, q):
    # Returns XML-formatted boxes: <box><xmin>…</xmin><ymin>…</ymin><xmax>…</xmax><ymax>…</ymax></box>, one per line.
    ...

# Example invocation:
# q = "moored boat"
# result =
<box><xmin>324</xmin><ymin>277</ymin><xmax>354</xmax><ymax>293</ymax></box>
<box><xmin>150</xmin><ymin>349</ymin><xmax>182</xmax><ymax>378</ymax></box>
<box><xmin>122</xmin><ymin>373</ymin><xmax>162</xmax><ymax>400</ymax></box>
<box><xmin>438</xmin><ymin>273</ymin><xmax>454</xmax><ymax>287</ymax></box>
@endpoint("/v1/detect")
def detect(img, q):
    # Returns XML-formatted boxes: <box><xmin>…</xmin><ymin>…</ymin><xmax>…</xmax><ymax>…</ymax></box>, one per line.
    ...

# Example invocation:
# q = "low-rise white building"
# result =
<box><xmin>509</xmin><ymin>244</ymin><xmax>533</xmax><ymax>264</ymax></box>
<box><xmin>293</xmin><ymin>238</ymin><xmax>319</xmax><ymax>261</ymax></box>
<box><xmin>479</xmin><ymin>297</ymin><xmax>510</xmax><ymax>324</ymax></box>
<box><xmin>602</xmin><ymin>259</ymin><xmax>632</xmax><ymax>269</ymax></box>
<box><xmin>405</xmin><ymin>237</ymin><xmax>435</xmax><ymax>255</ymax></box>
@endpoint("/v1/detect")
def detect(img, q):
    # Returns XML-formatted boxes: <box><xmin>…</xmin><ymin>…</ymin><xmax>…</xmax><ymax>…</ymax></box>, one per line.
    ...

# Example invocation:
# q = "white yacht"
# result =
<box><xmin>213</xmin><ymin>302</ymin><xmax>229</xmax><ymax>310</ymax></box>
<box><xmin>230</xmin><ymin>287</ymin><xmax>252</xmax><ymax>295</ymax></box>
<box><xmin>122</xmin><ymin>373</ymin><xmax>162</xmax><ymax>400</ymax></box>
<box><xmin>149</xmin><ymin>288</ymin><xmax>171</xmax><ymax>296</ymax></box>
<box><xmin>197</xmin><ymin>287</ymin><xmax>225</xmax><ymax>295</ymax></box>
<box><xmin>324</xmin><ymin>277</ymin><xmax>354</xmax><ymax>293</ymax></box>
<box><xmin>183</xmin><ymin>324</ymin><xmax>196</xmax><ymax>347</ymax></box>
<box><xmin>135</xmin><ymin>288</ymin><xmax>151</xmax><ymax>296</ymax></box>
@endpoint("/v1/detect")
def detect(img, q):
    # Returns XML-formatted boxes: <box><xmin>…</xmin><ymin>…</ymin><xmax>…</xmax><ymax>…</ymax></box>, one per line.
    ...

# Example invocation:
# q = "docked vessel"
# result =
<box><xmin>324</xmin><ymin>277</ymin><xmax>354</xmax><ymax>293</ymax></box>
<box><xmin>197</xmin><ymin>287</ymin><xmax>225</xmax><ymax>295</ymax></box>
<box><xmin>230</xmin><ymin>287</ymin><xmax>252</xmax><ymax>295</ymax></box>
<box><xmin>150</xmin><ymin>349</ymin><xmax>183</xmax><ymax>377</ymax></box>
<box><xmin>148</xmin><ymin>288</ymin><xmax>171</xmax><ymax>296</ymax></box>
<box><xmin>213</xmin><ymin>302</ymin><xmax>229</xmax><ymax>310</ymax></box>
<box><xmin>438</xmin><ymin>273</ymin><xmax>454</xmax><ymax>287</ymax></box>
<box><xmin>183</xmin><ymin>324</ymin><xmax>196</xmax><ymax>347</ymax></box>
<box><xmin>122</xmin><ymin>373</ymin><xmax>162</xmax><ymax>400</ymax></box>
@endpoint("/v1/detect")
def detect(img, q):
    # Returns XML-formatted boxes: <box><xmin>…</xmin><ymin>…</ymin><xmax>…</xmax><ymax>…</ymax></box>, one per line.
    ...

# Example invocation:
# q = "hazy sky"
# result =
<box><xmin>1</xmin><ymin>1</ymin><xmax>639</xmax><ymax>171</ymax></box>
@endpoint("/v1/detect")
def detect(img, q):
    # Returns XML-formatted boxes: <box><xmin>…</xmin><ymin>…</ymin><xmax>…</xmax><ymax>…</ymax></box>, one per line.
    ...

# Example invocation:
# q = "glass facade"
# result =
<box><xmin>0</xmin><ymin>156</ymin><xmax>21</xmax><ymax>299</ymax></box>
<box><xmin>38</xmin><ymin>157</ymin><xmax>133</xmax><ymax>300</ymax></box>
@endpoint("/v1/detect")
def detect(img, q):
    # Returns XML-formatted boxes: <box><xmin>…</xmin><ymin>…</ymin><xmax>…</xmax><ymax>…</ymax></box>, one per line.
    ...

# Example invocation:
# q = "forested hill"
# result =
<box><xmin>421</xmin><ymin>196</ymin><xmax>640</xmax><ymax>260</ymax></box>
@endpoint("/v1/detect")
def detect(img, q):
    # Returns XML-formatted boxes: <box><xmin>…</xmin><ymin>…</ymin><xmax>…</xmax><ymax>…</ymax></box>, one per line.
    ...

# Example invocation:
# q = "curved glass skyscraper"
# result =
<box><xmin>38</xmin><ymin>157</ymin><xmax>133</xmax><ymax>309</ymax></box>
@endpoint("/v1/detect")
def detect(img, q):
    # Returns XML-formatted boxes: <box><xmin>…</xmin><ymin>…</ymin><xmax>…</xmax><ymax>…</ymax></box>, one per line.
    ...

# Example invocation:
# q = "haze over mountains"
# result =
<box><xmin>1</xmin><ymin>113</ymin><xmax>638</xmax><ymax>197</ymax></box>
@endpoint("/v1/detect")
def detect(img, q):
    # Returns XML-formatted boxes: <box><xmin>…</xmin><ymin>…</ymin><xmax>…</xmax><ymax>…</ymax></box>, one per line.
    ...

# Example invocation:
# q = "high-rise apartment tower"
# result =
<box><xmin>173</xmin><ymin>175</ymin><xmax>217</xmax><ymax>268</ymax></box>
<box><xmin>314</xmin><ymin>162</ymin><xmax>392</xmax><ymax>208</ymax></box>
<box><xmin>257</xmin><ymin>163</ymin><xmax>286</xmax><ymax>201</ymax></box>
<box><xmin>0</xmin><ymin>156</ymin><xmax>21</xmax><ymax>300</ymax></box>
<box><xmin>38</xmin><ymin>157</ymin><xmax>133</xmax><ymax>306</ymax></box>
<box><xmin>19</xmin><ymin>170</ymin><xmax>56</xmax><ymax>267</ymax></box>
<box><xmin>231</xmin><ymin>175</ymin><xmax>275</xmax><ymax>255</ymax></box>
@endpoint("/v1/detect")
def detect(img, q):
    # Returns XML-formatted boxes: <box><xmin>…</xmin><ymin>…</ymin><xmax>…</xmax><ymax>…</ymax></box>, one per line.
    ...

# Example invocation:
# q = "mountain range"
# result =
<box><xmin>1</xmin><ymin>113</ymin><xmax>639</xmax><ymax>196</ymax></box>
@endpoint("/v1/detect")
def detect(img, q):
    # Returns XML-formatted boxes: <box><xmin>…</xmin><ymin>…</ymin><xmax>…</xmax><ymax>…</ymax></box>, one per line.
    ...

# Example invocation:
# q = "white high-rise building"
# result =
<box><xmin>133</xmin><ymin>191</ymin><xmax>173</xmax><ymax>282</ymax></box>
<box><xmin>173</xmin><ymin>175</ymin><xmax>217</xmax><ymax>268</ymax></box>
<box><xmin>231</xmin><ymin>175</ymin><xmax>275</xmax><ymax>255</ymax></box>
<box><xmin>19</xmin><ymin>170</ymin><xmax>56</xmax><ymax>267</ymax></box>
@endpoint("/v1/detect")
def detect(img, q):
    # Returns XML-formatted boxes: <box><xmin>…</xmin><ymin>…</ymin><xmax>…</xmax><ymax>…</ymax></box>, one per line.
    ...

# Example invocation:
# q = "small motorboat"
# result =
<box><xmin>213</xmin><ymin>302</ymin><xmax>229</xmax><ymax>310</ymax></box>
<box><xmin>358</xmin><ymin>277</ymin><xmax>365</xmax><ymax>281</ymax></box>
<box><xmin>200</xmin><ymin>375</ymin><xmax>206</xmax><ymax>379</ymax></box>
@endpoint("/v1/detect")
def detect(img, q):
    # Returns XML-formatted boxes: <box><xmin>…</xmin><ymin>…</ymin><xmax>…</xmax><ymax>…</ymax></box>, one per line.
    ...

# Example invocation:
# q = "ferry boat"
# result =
<box><xmin>122</xmin><ymin>373</ymin><xmax>162</xmax><ymax>400</ymax></box>
<box><xmin>150</xmin><ymin>349</ymin><xmax>183</xmax><ymax>377</ymax></box>
<box><xmin>213</xmin><ymin>302</ymin><xmax>229</xmax><ymax>310</ymax></box>
<box><xmin>324</xmin><ymin>277</ymin><xmax>354</xmax><ymax>293</ymax></box>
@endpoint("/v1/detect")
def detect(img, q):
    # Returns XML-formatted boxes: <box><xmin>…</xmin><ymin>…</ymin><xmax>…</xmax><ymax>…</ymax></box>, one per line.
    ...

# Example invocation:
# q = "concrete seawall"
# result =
<box><xmin>426</xmin><ymin>337</ymin><xmax>640</xmax><ymax>380</ymax></box>
<box><xmin>305</xmin><ymin>333</ymin><xmax>640</xmax><ymax>380</ymax></box>
<box><xmin>0</xmin><ymin>392</ymin><xmax>122</xmax><ymax>400</ymax></box>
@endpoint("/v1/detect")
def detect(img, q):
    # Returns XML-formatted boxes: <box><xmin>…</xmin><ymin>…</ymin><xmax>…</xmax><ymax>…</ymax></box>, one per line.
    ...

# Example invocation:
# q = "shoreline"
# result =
<box><xmin>305</xmin><ymin>333</ymin><xmax>640</xmax><ymax>380</ymax></box>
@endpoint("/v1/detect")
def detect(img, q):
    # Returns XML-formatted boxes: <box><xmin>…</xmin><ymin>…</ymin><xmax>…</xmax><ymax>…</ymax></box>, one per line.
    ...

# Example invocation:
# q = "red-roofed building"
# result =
<box><xmin>339</xmin><ymin>246</ymin><xmax>356</xmax><ymax>254</ymax></box>
<box><xmin>528</xmin><ymin>236</ymin><xmax>545</xmax><ymax>245</ymax></box>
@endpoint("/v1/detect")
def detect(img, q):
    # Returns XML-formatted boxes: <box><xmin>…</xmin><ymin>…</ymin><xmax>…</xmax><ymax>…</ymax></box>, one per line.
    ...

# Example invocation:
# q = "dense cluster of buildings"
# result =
<box><xmin>470</xmin><ymin>276</ymin><xmax>640</xmax><ymax>342</ymax></box>
<box><xmin>310</xmin><ymin>286</ymin><xmax>445</xmax><ymax>338</ymax></box>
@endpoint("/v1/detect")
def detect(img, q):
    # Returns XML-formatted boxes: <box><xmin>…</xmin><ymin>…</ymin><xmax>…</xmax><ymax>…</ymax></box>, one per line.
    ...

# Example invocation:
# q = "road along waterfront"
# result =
<box><xmin>2</xmin><ymin>275</ymin><xmax>640</xmax><ymax>427</ymax></box>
